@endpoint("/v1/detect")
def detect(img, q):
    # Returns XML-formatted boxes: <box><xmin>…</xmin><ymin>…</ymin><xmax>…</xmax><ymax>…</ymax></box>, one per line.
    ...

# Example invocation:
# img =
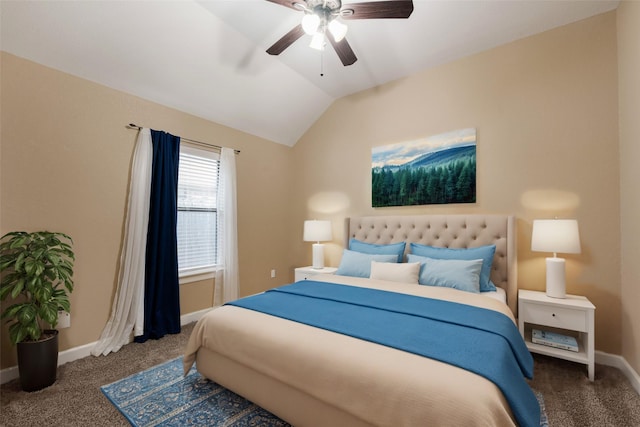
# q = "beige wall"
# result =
<box><xmin>0</xmin><ymin>53</ymin><xmax>294</xmax><ymax>369</ymax></box>
<box><xmin>292</xmin><ymin>12</ymin><xmax>621</xmax><ymax>354</ymax></box>
<box><xmin>617</xmin><ymin>1</ymin><xmax>640</xmax><ymax>374</ymax></box>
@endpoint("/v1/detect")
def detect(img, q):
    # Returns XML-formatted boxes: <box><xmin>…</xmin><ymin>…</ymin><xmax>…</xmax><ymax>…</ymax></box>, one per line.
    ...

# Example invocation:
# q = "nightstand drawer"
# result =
<box><xmin>294</xmin><ymin>266</ymin><xmax>337</xmax><ymax>282</ymax></box>
<box><xmin>520</xmin><ymin>303</ymin><xmax>587</xmax><ymax>331</ymax></box>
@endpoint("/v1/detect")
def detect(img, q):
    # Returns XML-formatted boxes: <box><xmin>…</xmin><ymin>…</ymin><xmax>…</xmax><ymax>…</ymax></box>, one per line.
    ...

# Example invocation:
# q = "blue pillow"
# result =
<box><xmin>335</xmin><ymin>249</ymin><xmax>398</xmax><ymax>278</ymax></box>
<box><xmin>349</xmin><ymin>239</ymin><xmax>406</xmax><ymax>263</ymax></box>
<box><xmin>409</xmin><ymin>243</ymin><xmax>497</xmax><ymax>291</ymax></box>
<box><xmin>407</xmin><ymin>254</ymin><xmax>483</xmax><ymax>293</ymax></box>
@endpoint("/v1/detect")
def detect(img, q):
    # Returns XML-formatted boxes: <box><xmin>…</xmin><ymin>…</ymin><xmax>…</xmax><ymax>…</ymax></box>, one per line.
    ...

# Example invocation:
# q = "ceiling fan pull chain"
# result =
<box><xmin>320</xmin><ymin>49</ymin><xmax>324</xmax><ymax>77</ymax></box>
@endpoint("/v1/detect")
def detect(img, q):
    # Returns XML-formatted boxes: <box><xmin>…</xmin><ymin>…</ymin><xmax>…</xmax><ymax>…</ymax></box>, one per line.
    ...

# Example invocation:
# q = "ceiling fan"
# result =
<box><xmin>265</xmin><ymin>0</ymin><xmax>414</xmax><ymax>66</ymax></box>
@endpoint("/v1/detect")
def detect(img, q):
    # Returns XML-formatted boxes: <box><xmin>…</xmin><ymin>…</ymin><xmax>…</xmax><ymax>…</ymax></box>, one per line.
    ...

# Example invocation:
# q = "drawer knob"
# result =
<box><xmin>552</xmin><ymin>313</ymin><xmax>556</xmax><ymax>317</ymax></box>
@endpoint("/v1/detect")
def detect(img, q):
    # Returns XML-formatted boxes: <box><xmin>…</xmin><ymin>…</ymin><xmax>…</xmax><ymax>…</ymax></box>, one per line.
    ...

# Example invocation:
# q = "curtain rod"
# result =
<box><xmin>126</xmin><ymin>124</ymin><xmax>240</xmax><ymax>154</ymax></box>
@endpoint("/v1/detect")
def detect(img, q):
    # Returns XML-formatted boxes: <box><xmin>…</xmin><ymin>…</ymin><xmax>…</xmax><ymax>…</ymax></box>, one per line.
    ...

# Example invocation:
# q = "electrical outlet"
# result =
<box><xmin>271</xmin><ymin>269</ymin><xmax>276</xmax><ymax>278</ymax></box>
<box><xmin>57</xmin><ymin>311</ymin><xmax>71</xmax><ymax>329</ymax></box>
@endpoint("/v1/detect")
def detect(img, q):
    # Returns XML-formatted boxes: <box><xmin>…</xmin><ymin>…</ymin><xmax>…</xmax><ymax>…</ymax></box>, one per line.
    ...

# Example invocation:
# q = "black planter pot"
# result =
<box><xmin>17</xmin><ymin>329</ymin><xmax>59</xmax><ymax>392</ymax></box>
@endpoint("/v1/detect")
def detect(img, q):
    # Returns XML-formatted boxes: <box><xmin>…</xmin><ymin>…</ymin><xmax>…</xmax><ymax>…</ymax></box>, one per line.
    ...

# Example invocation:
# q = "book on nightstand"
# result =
<box><xmin>532</xmin><ymin>329</ymin><xmax>579</xmax><ymax>352</ymax></box>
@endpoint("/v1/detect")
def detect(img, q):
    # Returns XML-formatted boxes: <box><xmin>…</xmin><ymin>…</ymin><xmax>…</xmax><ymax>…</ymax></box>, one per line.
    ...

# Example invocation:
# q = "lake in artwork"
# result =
<box><xmin>372</xmin><ymin>128</ymin><xmax>476</xmax><ymax>207</ymax></box>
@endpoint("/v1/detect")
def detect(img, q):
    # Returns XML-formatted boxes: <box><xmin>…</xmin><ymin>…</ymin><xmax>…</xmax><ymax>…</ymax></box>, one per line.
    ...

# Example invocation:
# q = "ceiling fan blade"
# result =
<box><xmin>264</xmin><ymin>0</ymin><xmax>300</xmax><ymax>11</ymax></box>
<box><xmin>328</xmin><ymin>35</ymin><xmax>357</xmax><ymax>66</ymax></box>
<box><xmin>267</xmin><ymin>24</ymin><xmax>305</xmax><ymax>55</ymax></box>
<box><xmin>342</xmin><ymin>1</ymin><xmax>414</xmax><ymax>20</ymax></box>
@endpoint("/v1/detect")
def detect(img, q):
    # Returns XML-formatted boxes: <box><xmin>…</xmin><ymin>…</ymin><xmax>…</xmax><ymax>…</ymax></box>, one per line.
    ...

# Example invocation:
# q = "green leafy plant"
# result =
<box><xmin>0</xmin><ymin>231</ymin><xmax>75</xmax><ymax>344</ymax></box>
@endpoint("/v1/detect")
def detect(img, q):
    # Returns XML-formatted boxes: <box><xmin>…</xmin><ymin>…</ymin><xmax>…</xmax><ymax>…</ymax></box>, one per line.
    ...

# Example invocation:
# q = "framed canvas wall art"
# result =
<box><xmin>372</xmin><ymin>128</ymin><xmax>476</xmax><ymax>207</ymax></box>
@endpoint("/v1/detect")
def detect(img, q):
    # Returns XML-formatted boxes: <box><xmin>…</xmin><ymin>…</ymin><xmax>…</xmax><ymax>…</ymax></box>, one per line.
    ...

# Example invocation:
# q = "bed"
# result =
<box><xmin>183</xmin><ymin>214</ymin><xmax>539</xmax><ymax>427</ymax></box>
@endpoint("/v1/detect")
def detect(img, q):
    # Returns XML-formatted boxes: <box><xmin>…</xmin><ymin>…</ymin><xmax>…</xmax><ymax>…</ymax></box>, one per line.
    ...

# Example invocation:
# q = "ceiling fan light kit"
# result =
<box><xmin>301</xmin><ymin>13</ymin><xmax>321</xmax><ymax>34</ymax></box>
<box><xmin>266</xmin><ymin>0</ymin><xmax>414</xmax><ymax>66</ymax></box>
<box><xmin>328</xmin><ymin>19</ymin><xmax>348</xmax><ymax>42</ymax></box>
<box><xmin>310</xmin><ymin>31</ymin><xmax>326</xmax><ymax>50</ymax></box>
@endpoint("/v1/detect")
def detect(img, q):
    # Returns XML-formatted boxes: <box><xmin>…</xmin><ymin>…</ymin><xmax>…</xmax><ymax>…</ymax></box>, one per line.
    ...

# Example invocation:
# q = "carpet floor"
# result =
<box><xmin>1</xmin><ymin>322</ymin><xmax>639</xmax><ymax>426</ymax></box>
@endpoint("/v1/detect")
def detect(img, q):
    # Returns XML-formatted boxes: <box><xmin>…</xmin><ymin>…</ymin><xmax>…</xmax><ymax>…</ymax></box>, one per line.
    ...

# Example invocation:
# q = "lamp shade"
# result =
<box><xmin>531</xmin><ymin>219</ymin><xmax>581</xmax><ymax>255</ymax></box>
<box><xmin>303</xmin><ymin>220</ymin><xmax>332</xmax><ymax>243</ymax></box>
<box><xmin>328</xmin><ymin>19</ymin><xmax>348</xmax><ymax>42</ymax></box>
<box><xmin>301</xmin><ymin>13</ymin><xmax>320</xmax><ymax>35</ymax></box>
<box><xmin>309</xmin><ymin>32</ymin><xmax>325</xmax><ymax>51</ymax></box>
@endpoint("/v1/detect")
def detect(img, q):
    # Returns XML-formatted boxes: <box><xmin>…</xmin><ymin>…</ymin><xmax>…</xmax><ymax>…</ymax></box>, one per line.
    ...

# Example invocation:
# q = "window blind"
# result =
<box><xmin>177</xmin><ymin>145</ymin><xmax>220</xmax><ymax>275</ymax></box>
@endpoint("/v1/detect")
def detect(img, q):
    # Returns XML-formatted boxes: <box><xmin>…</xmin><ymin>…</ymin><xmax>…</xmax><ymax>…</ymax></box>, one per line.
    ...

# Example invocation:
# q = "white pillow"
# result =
<box><xmin>370</xmin><ymin>261</ymin><xmax>420</xmax><ymax>284</ymax></box>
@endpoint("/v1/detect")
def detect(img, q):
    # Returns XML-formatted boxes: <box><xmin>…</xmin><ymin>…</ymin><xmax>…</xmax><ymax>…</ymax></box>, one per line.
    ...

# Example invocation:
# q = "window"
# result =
<box><xmin>177</xmin><ymin>145</ymin><xmax>220</xmax><ymax>281</ymax></box>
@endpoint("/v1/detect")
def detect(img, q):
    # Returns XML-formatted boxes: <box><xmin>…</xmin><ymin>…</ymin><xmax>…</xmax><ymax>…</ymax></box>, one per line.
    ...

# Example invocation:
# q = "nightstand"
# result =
<box><xmin>295</xmin><ymin>266</ymin><xmax>337</xmax><ymax>282</ymax></box>
<box><xmin>518</xmin><ymin>289</ymin><xmax>596</xmax><ymax>381</ymax></box>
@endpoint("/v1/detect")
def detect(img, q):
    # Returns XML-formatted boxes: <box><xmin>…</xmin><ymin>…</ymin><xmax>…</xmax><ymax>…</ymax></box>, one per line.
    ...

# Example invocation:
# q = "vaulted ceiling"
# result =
<box><xmin>1</xmin><ymin>0</ymin><xmax>619</xmax><ymax>146</ymax></box>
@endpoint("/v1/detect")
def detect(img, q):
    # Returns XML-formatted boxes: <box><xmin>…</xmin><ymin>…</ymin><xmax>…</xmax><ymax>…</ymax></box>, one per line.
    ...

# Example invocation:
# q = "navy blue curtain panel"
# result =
<box><xmin>135</xmin><ymin>130</ymin><xmax>181</xmax><ymax>343</ymax></box>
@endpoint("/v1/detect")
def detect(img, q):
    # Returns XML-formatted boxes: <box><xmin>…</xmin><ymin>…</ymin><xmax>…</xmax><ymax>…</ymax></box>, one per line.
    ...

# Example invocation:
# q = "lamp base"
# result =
<box><xmin>545</xmin><ymin>257</ymin><xmax>566</xmax><ymax>299</ymax></box>
<box><xmin>311</xmin><ymin>243</ymin><xmax>325</xmax><ymax>269</ymax></box>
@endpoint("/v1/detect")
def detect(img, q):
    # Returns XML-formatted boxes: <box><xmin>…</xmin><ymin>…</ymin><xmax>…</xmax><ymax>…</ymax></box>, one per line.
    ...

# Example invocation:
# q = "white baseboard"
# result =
<box><xmin>0</xmin><ymin>307</ymin><xmax>215</xmax><ymax>385</ymax></box>
<box><xmin>180</xmin><ymin>307</ymin><xmax>215</xmax><ymax>325</ymax></box>
<box><xmin>596</xmin><ymin>350</ymin><xmax>640</xmax><ymax>395</ymax></box>
<box><xmin>0</xmin><ymin>366</ymin><xmax>19</xmax><ymax>386</ymax></box>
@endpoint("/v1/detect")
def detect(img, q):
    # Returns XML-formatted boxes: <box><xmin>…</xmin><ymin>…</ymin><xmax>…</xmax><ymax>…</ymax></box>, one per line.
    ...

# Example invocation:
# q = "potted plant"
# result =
<box><xmin>0</xmin><ymin>231</ymin><xmax>75</xmax><ymax>392</ymax></box>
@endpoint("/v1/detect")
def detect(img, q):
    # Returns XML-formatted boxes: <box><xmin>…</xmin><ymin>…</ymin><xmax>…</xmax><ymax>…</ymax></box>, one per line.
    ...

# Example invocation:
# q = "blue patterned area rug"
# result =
<box><xmin>102</xmin><ymin>356</ymin><xmax>549</xmax><ymax>427</ymax></box>
<box><xmin>101</xmin><ymin>357</ymin><xmax>290</xmax><ymax>427</ymax></box>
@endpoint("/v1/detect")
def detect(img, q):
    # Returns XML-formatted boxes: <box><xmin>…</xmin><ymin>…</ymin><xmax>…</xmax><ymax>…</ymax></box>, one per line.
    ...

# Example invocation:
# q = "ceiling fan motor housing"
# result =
<box><xmin>305</xmin><ymin>0</ymin><xmax>342</xmax><ymax>12</ymax></box>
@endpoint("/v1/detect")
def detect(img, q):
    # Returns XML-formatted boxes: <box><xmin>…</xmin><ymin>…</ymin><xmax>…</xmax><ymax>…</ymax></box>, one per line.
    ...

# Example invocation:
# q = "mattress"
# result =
<box><xmin>484</xmin><ymin>283</ymin><xmax>507</xmax><ymax>302</ymax></box>
<box><xmin>184</xmin><ymin>274</ymin><xmax>535</xmax><ymax>427</ymax></box>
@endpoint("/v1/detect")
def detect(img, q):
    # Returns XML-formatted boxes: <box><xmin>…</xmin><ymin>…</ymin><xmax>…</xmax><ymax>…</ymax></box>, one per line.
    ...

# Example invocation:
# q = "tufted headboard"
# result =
<box><xmin>344</xmin><ymin>215</ymin><xmax>517</xmax><ymax>314</ymax></box>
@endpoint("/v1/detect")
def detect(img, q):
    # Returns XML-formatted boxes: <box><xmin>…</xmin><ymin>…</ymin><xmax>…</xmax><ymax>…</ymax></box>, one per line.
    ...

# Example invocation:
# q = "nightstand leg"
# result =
<box><xmin>587</xmin><ymin>312</ymin><xmax>595</xmax><ymax>381</ymax></box>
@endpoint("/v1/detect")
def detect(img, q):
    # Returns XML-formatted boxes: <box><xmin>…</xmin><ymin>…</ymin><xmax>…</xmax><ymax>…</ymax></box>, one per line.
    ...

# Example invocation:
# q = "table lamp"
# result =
<box><xmin>531</xmin><ymin>219</ymin><xmax>581</xmax><ymax>298</ymax></box>
<box><xmin>303</xmin><ymin>220</ymin><xmax>332</xmax><ymax>269</ymax></box>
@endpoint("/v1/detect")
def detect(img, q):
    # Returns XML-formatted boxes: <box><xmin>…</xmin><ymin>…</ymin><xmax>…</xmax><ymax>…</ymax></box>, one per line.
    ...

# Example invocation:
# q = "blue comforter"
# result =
<box><xmin>228</xmin><ymin>280</ymin><xmax>540</xmax><ymax>427</ymax></box>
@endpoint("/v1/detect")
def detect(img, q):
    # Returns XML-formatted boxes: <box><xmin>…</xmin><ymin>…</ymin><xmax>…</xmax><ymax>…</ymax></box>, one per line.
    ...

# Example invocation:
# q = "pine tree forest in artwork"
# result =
<box><xmin>372</xmin><ymin>128</ymin><xmax>476</xmax><ymax>207</ymax></box>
